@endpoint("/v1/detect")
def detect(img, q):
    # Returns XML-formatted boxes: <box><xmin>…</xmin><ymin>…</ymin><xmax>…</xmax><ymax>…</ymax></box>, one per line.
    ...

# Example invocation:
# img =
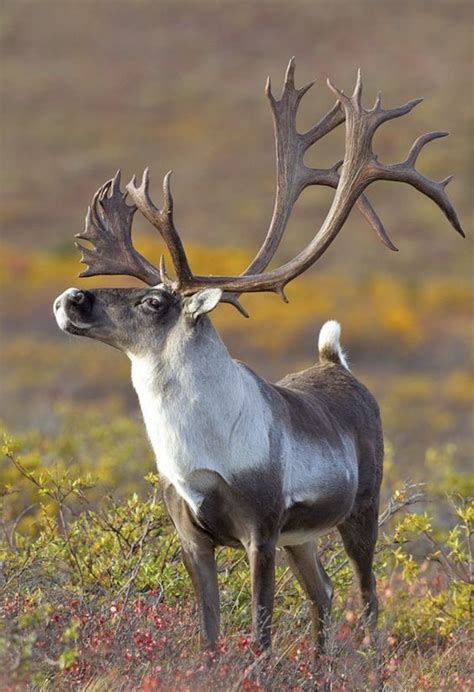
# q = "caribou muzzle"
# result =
<box><xmin>54</xmin><ymin>288</ymin><xmax>96</xmax><ymax>334</ymax></box>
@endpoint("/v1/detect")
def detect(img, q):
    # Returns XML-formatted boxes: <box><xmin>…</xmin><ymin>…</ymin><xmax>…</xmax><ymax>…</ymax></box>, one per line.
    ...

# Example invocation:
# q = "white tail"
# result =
<box><xmin>318</xmin><ymin>320</ymin><xmax>349</xmax><ymax>369</ymax></box>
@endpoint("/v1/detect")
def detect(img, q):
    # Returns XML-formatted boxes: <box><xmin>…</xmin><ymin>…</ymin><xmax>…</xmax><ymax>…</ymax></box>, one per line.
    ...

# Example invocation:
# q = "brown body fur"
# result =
<box><xmin>164</xmin><ymin>354</ymin><xmax>383</xmax><ymax>655</ymax></box>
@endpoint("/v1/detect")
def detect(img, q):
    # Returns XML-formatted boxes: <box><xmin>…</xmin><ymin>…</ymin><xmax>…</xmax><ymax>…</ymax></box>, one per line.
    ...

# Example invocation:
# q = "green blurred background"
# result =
<box><xmin>1</xmin><ymin>0</ymin><xmax>472</xmax><ymax>482</ymax></box>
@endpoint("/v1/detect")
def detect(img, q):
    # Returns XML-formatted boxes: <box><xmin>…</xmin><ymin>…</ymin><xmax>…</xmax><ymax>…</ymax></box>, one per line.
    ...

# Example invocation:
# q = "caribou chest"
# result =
<box><xmin>130</xmin><ymin>353</ymin><xmax>274</xmax><ymax>513</ymax></box>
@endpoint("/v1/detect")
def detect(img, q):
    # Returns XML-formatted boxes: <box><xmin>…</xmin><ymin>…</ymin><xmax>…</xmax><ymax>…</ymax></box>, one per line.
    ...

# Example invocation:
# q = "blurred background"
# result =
<box><xmin>1</xmin><ymin>0</ymin><xmax>472</xmax><ymax>489</ymax></box>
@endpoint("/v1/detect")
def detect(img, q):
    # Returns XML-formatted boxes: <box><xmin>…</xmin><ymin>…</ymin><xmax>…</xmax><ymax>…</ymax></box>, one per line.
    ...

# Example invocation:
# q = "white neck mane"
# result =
<box><xmin>129</xmin><ymin>318</ymin><xmax>272</xmax><ymax>510</ymax></box>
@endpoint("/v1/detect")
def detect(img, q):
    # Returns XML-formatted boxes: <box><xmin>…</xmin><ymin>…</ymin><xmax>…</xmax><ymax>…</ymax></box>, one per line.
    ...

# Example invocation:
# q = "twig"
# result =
<box><xmin>114</xmin><ymin>490</ymin><xmax>158</xmax><ymax>636</ymax></box>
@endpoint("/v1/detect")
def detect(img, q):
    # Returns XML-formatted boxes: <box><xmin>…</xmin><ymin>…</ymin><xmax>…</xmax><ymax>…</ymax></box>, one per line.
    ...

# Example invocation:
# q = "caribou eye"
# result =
<box><xmin>143</xmin><ymin>297</ymin><xmax>163</xmax><ymax>310</ymax></box>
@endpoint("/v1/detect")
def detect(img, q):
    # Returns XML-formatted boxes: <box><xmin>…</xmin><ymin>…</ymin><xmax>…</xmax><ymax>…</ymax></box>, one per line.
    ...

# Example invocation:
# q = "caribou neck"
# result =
<box><xmin>128</xmin><ymin>316</ymin><xmax>272</xmax><ymax>505</ymax></box>
<box><xmin>131</xmin><ymin>316</ymin><xmax>238</xmax><ymax>400</ymax></box>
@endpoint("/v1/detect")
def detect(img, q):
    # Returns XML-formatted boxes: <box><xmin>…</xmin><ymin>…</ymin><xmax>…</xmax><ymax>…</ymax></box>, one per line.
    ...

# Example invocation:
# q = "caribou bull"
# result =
<box><xmin>54</xmin><ymin>59</ymin><xmax>463</xmax><ymax>659</ymax></box>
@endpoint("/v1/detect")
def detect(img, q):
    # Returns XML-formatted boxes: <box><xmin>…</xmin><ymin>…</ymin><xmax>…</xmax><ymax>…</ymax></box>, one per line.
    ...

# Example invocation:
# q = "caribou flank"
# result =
<box><xmin>54</xmin><ymin>60</ymin><xmax>464</xmax><ymax>659</ymax></box>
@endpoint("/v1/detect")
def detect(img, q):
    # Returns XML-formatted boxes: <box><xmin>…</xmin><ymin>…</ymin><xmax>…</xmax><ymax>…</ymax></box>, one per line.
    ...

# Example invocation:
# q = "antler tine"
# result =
<box><xmin>300</xmin><ymin>101</ymin><xmax>344</xmax><ymax>148</ymax></box>
<box><xmin>368</xmin><ymin>131</ymin><xmax>464</xmax><ymax>236</ymax></box>
<box><xmin>242</xmin><ymin>59</ymin><xmax>393</xmax><ymax>279</ymax></box>
<box><xmin>75</xmin><ymin>169</ymin><xmax>161</xmax><ymax>285</ymax></box>
<box><xmin>126</xmin><ymin>168</ymin><xmax>194</xmax><ymax>288</ymax></box>
<box><xmin>284</xmin><ymin>55</ymin><xmax>296</xmax><ymax>88</ymax></box>
<box><xmin>353</xmin><ymin>67</ymin><xmax>363</xmax><ymax>107</ymax></box>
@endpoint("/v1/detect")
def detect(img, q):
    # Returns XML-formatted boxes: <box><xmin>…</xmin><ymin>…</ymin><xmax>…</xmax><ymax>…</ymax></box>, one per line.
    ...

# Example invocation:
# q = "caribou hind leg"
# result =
<box><xmin>337</xmin><ymin>505</ymin><xmax>379</xmax><ymax>635</ymax></box>
<box><xmin>284</xmin><ymin>541</ymin><xmax>333</xmax><ymax>660</ymax></box>
<box><xmin>338</xmin><ymin>504</ymin><xmax>383</xmax><ymax>687</ymax></box>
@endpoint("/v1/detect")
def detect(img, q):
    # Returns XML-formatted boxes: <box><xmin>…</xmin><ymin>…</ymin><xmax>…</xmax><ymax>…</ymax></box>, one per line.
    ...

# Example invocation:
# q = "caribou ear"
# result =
<box><xmin>184</xmin><ymin>288</ymin><xmax>223</xmax><ymax>321</ymax></box>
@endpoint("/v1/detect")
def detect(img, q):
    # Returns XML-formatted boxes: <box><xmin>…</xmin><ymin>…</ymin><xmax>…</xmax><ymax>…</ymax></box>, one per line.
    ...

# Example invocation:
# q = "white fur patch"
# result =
<box><xmin>55</xmin><ymin>304</ymin><xmax>70</xmax><ymax>332</ymax></box>
<box><xmin>129</xmin><ymin>324</ymin><xmax>270</xmax><ymax>514</ymax></box>
<box><xmin>277</xmin><ymin>526</ymin><xmax>325</xmax><ymax>547</ymax></box>
<box><xmin>53</xmin><ymin>288</ymin><xmax>85</xmax><ymax>331</ymax></box>
<box><xmin>318</xmin><ymin>320</ymin><xmax>349</xmax><ymax>369</ymax></box>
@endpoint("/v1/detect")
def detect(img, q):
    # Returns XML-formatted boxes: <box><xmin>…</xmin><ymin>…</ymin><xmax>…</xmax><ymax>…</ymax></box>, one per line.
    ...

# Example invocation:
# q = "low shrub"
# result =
<box><xmin>0</xmin><ymin>427</ymin><xmax>472</xmax><ymax>690</ymax></box>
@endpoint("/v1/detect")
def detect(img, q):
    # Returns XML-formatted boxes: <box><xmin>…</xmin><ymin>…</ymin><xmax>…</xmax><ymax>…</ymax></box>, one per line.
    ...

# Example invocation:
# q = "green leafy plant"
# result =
<box><xmin>1</xmin><ymin>426</ymin><xmax>471</xmax><ymax>690</ymax></box>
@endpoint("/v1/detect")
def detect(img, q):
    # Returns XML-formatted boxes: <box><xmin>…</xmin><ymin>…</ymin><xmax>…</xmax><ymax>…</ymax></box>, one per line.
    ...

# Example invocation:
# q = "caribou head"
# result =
<box><xmin>54</xmin><ymin>60</ymin><xmax>463</xmax><ymax>664</ymax></box>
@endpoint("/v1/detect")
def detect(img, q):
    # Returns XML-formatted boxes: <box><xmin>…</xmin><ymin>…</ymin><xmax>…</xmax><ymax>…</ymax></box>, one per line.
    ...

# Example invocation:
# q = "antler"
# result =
<box><xmin>75</xmin><ymin>170</ymin><xmax>161</xmax><ymax>285</ymax></box>
<box><xmin>145</xmin><ymin>67</ymin><xmax>463</xmax><ymax>299</ymax></box>
<box><xmin>76</xmin><ymin>61</ymin><xmax>464</xmax><ymax>313</ymax></box>
<box><xmin>124</xmin><ymin>59</ymin><xmax>392</xmax><ymax>297</ymax></box>
<box><xmin>243</xmin><ymin>57</ymin><xmax>395</xmax><ymax>280</ymax></box>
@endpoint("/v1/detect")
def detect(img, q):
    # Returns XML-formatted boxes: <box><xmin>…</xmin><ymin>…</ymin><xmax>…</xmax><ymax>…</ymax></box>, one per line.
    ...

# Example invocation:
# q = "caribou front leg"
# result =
<box><xmin>163</xmin><ymin>487</ymin><xmax>220</xmax><ymax>651</ymax></box>
<box><xmin>180</xmin><ymin>536</ymin><xmax>220</xmax><ymax>650</ymax></box>
<box><xmin>246</xmin><ymin>538</ymin><xmax>277</xmax><ymax>651</ymax></box>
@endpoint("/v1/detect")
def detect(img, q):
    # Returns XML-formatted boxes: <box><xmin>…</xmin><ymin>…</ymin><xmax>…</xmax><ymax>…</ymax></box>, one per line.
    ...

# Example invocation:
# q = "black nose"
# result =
<box><xmin>65</xmin><ymin>289</ymin><xmax>94</xmax><ymax>311</ymax></box>
<box><xmin>68</xmin><ymin>289</ymin><xmax>86</xmax><ymax>304</ymax></box>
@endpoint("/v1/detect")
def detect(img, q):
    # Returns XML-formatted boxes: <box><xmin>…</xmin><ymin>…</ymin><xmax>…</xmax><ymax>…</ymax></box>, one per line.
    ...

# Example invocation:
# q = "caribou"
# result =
<box><xmin>54</xmin><ymin>60</ymin><xmax>463</xmax><ymax>660</ymax></box>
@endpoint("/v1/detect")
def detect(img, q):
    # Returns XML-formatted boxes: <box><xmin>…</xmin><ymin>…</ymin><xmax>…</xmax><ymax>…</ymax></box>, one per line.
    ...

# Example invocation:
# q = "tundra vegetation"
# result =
<box><xmin>0</xmin><ymin>419</ymin><xmax>472</xmax><ymax>690</ymax></box>
<box><xmin>1</xmin><ymin>1</ymin><xmax>472</xmax><ymax>689</ymax></box>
